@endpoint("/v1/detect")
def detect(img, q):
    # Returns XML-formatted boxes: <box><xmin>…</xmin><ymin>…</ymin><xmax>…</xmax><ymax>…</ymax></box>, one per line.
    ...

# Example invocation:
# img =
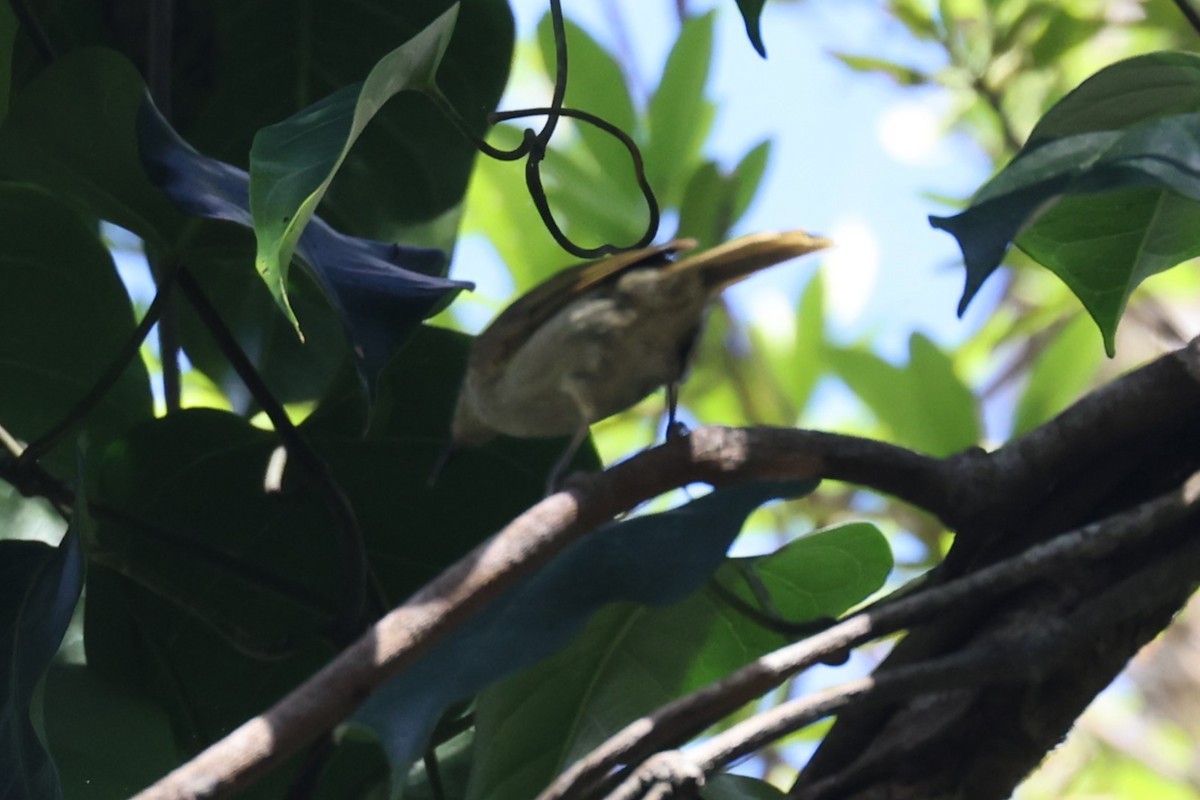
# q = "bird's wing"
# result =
<box><xmin>468</xmin><ymin>239</ymin><xmax>697</xmax><ymax>371</ymax></box>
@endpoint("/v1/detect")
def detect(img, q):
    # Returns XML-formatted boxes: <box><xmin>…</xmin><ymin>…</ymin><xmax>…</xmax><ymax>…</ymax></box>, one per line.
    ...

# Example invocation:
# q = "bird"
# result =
<box><xmin>441</xmin><ymin>230</ymin><xmax>832</xmax><ymax>487</ymax></box>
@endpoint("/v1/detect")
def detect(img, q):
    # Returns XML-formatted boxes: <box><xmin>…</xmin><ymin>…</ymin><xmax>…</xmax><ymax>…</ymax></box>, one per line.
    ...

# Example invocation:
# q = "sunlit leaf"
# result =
<box><xmin>828</xmin><ymin>333</ymin><xmax>979</xmax><ymax>456</ymax></box>
<box><xmin>831</xmin><ymin>53</ymin><xmax>930</xmax><ymax>86</ymax></box>
<box><xmin>249</xmin><ymin>6</ymin><xmax>460</xmax><ymax>331</ymax></box>
<box><xmin>645</xmin><ymin>13</ymin><xmax>716</xmax><ymax>209</ymax></box>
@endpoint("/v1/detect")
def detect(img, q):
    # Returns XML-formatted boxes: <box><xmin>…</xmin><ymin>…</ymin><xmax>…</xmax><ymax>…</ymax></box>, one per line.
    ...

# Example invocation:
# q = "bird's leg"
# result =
<box><xmin>545</xmin><ymin>378</ymin><xmax>599</xmax><ymax>494</ymax></box>
<box><xmin>664</xmin><ymin>382</ymin><xmax>689</xmax><ymax>440</ymax></box>
<box><xmin>545</xmin><ymin>424</ymin><xmax>590</xmax><ymax>495</ymax></box>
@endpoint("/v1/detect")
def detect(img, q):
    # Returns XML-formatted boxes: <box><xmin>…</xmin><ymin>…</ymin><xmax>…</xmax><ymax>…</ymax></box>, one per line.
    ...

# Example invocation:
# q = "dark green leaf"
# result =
<box><xmin>734</xmin><ymin>0</ymin><xmax>770</xmax><ymax>57</ymax></box>
<box><xmin>308</xmin><ymin>726</ymin><xmax>391</xmax><ymax>800</ymax></box>
<box><xmin>356</xmin><ymin>481</ymin><xmax>817</xmax><ymax>779</ymax></box>
<box><xmin>931</xmin><ymin>54</ymin><xmax>1200</xmax><ymax>350</ymax></box>
<box><xmin>1018</xmin><ymin>188</ymin><xmax>1200</xmax><ymax>354</ymax></box>
<box><xmin>42</xmin><ymin>659</ymin><xmax>179</xmax><ymax>800</ymax></box>
<box><xmin>0</xmin><ymin>49</ymin><xmax>184</xmax><ymax>247</ymax></box>
<box><xmin>1028</xmin><ymin>52</ymin><xmax>1200</xmax><ymax>140</ymax></box>
<box><xmin>171</xmin><ymin>225</ymin><xmax>350</xmax><ymax>414</ymax></box>
<box><xmin>0</xmin><ymin>183</ymin><xmax>152</xmax><ymax>476</ymax></box>
<box><xmin>402</xmin><ymin>728</ymin><xmax>473</xmax><ymax>800</ymax></box>
<box><xmin>83</xmin><ymin>325</ymin><xmax>601</xmax><ymax>763</ymax></box>
<box><xmin>466</xmin><ymin>521</ymin><xmax>889</xmax><ymax>800</ymax></box>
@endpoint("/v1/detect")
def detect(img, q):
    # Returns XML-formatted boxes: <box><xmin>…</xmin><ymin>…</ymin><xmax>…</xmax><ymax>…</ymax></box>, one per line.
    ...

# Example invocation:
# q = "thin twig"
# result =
<box><xmin>17</xmin><ymin>279</ymin><xmax>170</xmax><ymax>467</ymax></box>
<box><xmin>972</xmin><ymin>76</ymin><xmax>1024</xmax><ymax>155</ymax></box>
<box><xmin>607</xmin><ymin>648</ymin><xmax>1008</xmax><ymax>800</ymax></box>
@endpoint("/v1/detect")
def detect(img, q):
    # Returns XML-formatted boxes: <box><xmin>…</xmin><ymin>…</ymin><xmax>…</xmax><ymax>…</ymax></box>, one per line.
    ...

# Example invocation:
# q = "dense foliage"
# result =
<box><xmin>4</xmin><ymin>1</ymin><xmax>1200</xmax><ymax>798</ymax></box>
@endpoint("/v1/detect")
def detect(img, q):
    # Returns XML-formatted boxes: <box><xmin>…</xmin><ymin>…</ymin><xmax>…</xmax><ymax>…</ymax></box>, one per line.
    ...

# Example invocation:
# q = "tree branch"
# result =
<box><xmin>538</xmin><ymin>471</ymin><xmax>1200</xmax><ymax>800</ymax></box>
<box><xmin>132</xmin><ymin>340</ymin><xmax>1200</xmax><ymax>799</ymax></box>
<box><xmin>130</xmin><ymin>427</ymin><xmax>949</xmax><ymax>799</ymax></box>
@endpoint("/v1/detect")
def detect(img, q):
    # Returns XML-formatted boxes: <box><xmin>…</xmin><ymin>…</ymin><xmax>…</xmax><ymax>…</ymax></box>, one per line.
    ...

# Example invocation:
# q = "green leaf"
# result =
<box><xmin>535</xmin><ymin>14</ymin><xmax>637</xmax><ymax>181</ymax></box>
<box><xmin>1028</xmin><ymin>52</ymin><xmax>1200</xmax><ymax>140</ymax></box>
<box><xmin>0</xmin><ymin>183</ymin><xmax>152</xmax><ymax>476</ymax></box>
<box><xmin>830</xmin><ymin>53</ymin><xmax>929</xmax><ymax>86</ymax></box>
<box><xmin>828</xmin><ymin>333</ymin><xmax>979</xmax><ymax>456</ymax></box>
<box><xmin>734</xmin><ymin>0</ymin><xmax>770</xmax><ymax>57</ymax></box>
<box><xmin>359</xmin><ymin>479</ymin><xmax>814</xmax><ymax>772</ymax></box>
<box><xmin>730</xmin><ymin>139</ymin><xmax>773</xmax><ymax>225</ymax></box>
<box><xmin>1012</xmin><ymin>313</ymin><xmax>1106</xmax><ymax>435</ymax></box>
<box><xmin>139</xmin><ymin>101</ymin><xmax>466</xmax><ymax>391</ymax></box>
<box><xmin>308</xmin><ymin>725</ymin><xmax>391</xmax><ymax>800</ymax></box>
<box><xmin>889</xmin><ymin>0</ymin><xmax>941</xmax><ymax>41</ymax></box>
<box><xmin>466</xmin><ymin>521</ymin><xmax>890</xmax><ymax>800</ymax></box>
<box><xmin>249</xmin><ymin>5</ymin><xmax>460</xmax><ymax>333</ymax></box>
<box><xmin>730</xmin><ymin>521</ymin><xmax>892</xmax><ymax>622</ymax></box>
<box><xmin>1018</xmin><ymin>188</ymin><xmax>1200</xmax><ymax>354</ymax></box>
<box><xmin>83</xmin><ymin>325</ymin><xmax>602</xmax><ymax>763</ymax></box>
<box><xmin>460</xmin><ymin>124</ymin><xmax>569</xmax><ymax>289</ymax></box>
<box><xmin>677</xmin><ymin>160</ymin><xmax>730</xmax><ymax>247</ymax></box>
<box><xmin>789</xmin><ymin>269</ymin><xmax>827</xmax><ymax>415</ymax></box>
<box><xmin>542</xmin><ymin>147</ymin><xmax>656</xmax><ymax>249</ymax></box>
<box><xmin>42</xmin><ymin>660</ymin><xmax>179</xmax><ymax>800</ymax></box>
<box><xmin>1026</xmin><ymin>9</ymin><xmax>1104</xmax><ymax>70</ymax></box>
<box><xmin>677</xmin><ymin>142</ymin><xmax>773</xmax><ymax>246</ymax></box>
<box><xmin>0</xmin><ymin>49</ymin><xmax>184</xmax><ymax>247</ymax></box>
<box><xmin>930</xmin><ymin>53</ymin><xmax>1200</xmax><ymax>351</ymax></box>
<box><xmin>173</xmin><ymin>225</ymin><xmax>350</xmax><ymax>414</ymax></box>
<box><xmin>645</xmin><ymin>12</ymin><xmax>716</xmax><ymax>209</ymax></box>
